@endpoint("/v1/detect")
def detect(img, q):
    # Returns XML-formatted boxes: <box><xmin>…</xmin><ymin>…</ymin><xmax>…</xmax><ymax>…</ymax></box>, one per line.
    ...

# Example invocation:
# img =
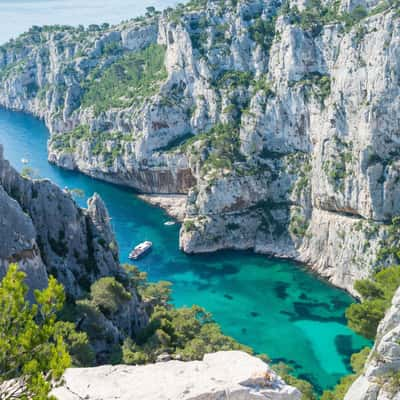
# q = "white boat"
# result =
<box><xmin>164</xmin><ymin>221</ymin><xmax>176</xmax><ymax>226</ymax></box>
<box><xmin>129</xmin><ymin>241</ymin><xmax>152</xmax><ymax>260</ymax></box>
<box><xmin>21</xmin><ymin>158</ymin><xmax>29</xmax><ymax>164</ymax></box>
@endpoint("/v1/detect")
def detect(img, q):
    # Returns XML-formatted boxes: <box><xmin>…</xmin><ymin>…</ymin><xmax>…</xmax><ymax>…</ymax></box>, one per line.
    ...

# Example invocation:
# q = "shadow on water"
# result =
<box><xmin>0</xmin><ymin>108</ymin><xmax>371</xmax><ymax>391</ymax></box>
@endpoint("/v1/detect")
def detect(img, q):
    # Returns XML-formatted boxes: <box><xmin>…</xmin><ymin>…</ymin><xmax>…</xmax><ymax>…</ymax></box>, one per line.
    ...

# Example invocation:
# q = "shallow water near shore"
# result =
<box><xmin>0</xmin><ymin>108</ymin><xmax>370</xmax><ymax>392</ymax></box>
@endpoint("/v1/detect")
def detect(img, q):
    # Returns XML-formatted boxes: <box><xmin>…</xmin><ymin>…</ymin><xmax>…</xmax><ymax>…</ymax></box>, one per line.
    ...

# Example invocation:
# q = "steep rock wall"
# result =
<box><xmin>0</xmin><ymin>145</ymin><xmax>119</xmax><ymax>297</ymax></box>
<box><xmin>0</xmin><ymin>145</ymin><xmax>148</xmax><ymax>351</ymax></box>
<box><xmin>0</xmin><ymin>183</ymin><xmax>48</xmax><ymax>300</ymax></box>
<box><xmin>344</xmin><ymin>286</ymin><xmax>400</xmax><ymax>400</ymax></box>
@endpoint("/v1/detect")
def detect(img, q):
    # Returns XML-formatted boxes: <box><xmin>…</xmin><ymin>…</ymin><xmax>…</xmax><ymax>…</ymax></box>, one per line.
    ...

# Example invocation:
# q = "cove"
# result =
<box><xmin>0</xmin><ymin>107</ymin><xmax>370</xmax><ymax>392</ymax></box>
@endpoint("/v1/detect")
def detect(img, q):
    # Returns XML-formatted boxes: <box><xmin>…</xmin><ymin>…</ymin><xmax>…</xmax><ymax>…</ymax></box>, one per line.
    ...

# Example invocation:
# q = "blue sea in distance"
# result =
<box><xmin>0</xmin><ymin>0</ymin><xmax>179</xmax><ymax>44</ymax></box>
<box><xmin>0</xmin><ymin>108</ymin><xmax>371</xmax><ymax>392</ymax></box>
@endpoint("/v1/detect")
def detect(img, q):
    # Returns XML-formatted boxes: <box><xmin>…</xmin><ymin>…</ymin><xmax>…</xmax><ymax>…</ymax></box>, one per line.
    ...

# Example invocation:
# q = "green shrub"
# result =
<box><xmin>290</xmin><ymin>72</ymin><xmax>331</xmax><ymax>104</ymax></box>
<box><xmin>289</xmin><ymin>210</ymin><xmax>309</xmax><ymax>237</ymax></box>
<box><xmin>90</xmin><ymin>277</ymin><xmax>132</xmax><ymax>316</ymax></box>
<box><xmin>346</xmin><ymin>266</ymin><xmax>400</xmax><ymax>339</ymax></box>
<box><xmin>21</xmin><ymin>166</ymin><xmax>37</xmax><ymax>179</ymax></box>
<box><xmin>214</xmin><ymin>70</ymin><xmax>254</xmax><ymax>89</ymax></box>
<box><xmin>320</xmin><ymin>374</ymin><xmax>358</xmax><ymax>400</ymax></box>
<box><xmin>0</xmin><ymin>265</ymin><xmax>71</xmax><ymax>398</ymax></box>
<box><xmin>122</xmin><ymin>264</ymin><xmax>148</xmax><ymax>288</ymax></box>
<box><xmin>74</xmin><ymin>299</ymin><xmax>109</xmax><ymax>341</ymax></box>
<box><xmin>249</xmin><ymin>16</ymin><xmax>277</xmax><ymax>51</ymax></box>
<box><xmin>322</xmin><ymin>137</ymin><xmax>352</xmax><ymax>191</ymax></box>
<box><xmin>387</xmin><ymin>370</ymin><xmax>400</xmax><ymax>394</ymax></box>
<box><xmin>177</xmin><ymin>123</ymin><xmax>245</xmax><ymax>176</ymax></box>
<box><xmin>350</xmin><ymin>347</ymin><xmax>371</xmax><ymax>374</ymax></box>
<box><xmin>377</xmin><ymin>216</ymin><xmax>400</xmax><ymax>264</ymax></box>
<box><xmin>127</xmin><ymin>305</ymin><xmax>252</xmax><ymax>364</ymax></box>
<box><xmin>252</xmin><ymin>76</ymin><xmax>275</xmax><ymax>98</ymax></box>
<box><xmin>283</xmin><ymin>0</ymin><xmax>371</xmax><ymax>33</ymax></box>
<box><xmin>272</xmin><ymin>363</ymin><xmax>317</xmax><ymax>400</ymax></box>
<box><xmin>55</xmin><ymin>321</ymin><xmax>95</xmax><ymax>367</ymax></box>
<box><xmin>321</xmin><ymin>347</ymin><xmax>370</xmax><ymax>400</ymax></box>
<box><xmin>82</xmin><ymin>44</ymin><xmax>167</xmax><ymax>115</ymax></box>
<box><xmin>122</xmin><ymin>338</ymin><xmax>150</xmax><ymax>364</ymax></box>
<box><xmin>140</xmin><ymin>281</ymin><xmax>172</xmax><ymax>306</ymax></box>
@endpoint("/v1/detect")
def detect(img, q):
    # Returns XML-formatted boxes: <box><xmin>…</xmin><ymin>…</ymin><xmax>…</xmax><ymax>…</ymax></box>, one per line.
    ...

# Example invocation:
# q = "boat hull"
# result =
<box><xmin>129</xmin><ymin>244</ymin><xmax>152</xmax><ymax>260</ymax></box>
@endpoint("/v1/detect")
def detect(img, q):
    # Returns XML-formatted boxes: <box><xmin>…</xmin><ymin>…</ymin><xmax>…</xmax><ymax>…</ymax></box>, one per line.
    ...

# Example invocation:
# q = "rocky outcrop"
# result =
<box><xmin>137</xmin><ymin>194</ymin><xmax>188</xmax><ymax>221</ymax></box>
<box><xmin>0</xmin><ymin>0</ymin><xmax>399</xmax><ymax>293</ymax></box>
<box><xmin>51</xmin><ymin>351</ymin><xmax>301</xmax><ymax>400</ymax></box>
<box><xmin>0</xmin><ymin>144</ymin><xmax>147</xmax><ymax>354</ymax></box>
<box><xmin>344</xmin><ymin>287</ymin><xmax>400</xmax><ymax>400</ymax></box>
<box><xmin>0</xmin><ymin>183</ymin><xmax>48</xmax><ymax>300</ymax></box>
<box><xmin>0</xmin><ymin>145</ymin><xmax>120</xmax><ymax>298</ymax></box>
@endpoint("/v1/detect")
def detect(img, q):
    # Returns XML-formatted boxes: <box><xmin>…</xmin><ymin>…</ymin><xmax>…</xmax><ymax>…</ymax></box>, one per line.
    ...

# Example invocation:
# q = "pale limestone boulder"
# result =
<box><xmin>1</xmin><ymin>0</ymin><xmax>400</xmax><ymax>292</ymax></box>
<box><xmin>52</xmin><ymin>351</ymin><xmax>301</xmax><ymax>400</ymax></box>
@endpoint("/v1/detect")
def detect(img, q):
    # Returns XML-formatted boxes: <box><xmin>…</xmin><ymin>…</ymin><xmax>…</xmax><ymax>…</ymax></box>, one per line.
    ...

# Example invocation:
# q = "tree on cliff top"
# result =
<box><xmin>0</xmin><ymin>264</ymin><xmax>71</xmax><ymax>400</ymax></box>
<box><xmin>346</xmin><ymin>266</ymin><xmax>400</xmax><ymax>339</ymax></box>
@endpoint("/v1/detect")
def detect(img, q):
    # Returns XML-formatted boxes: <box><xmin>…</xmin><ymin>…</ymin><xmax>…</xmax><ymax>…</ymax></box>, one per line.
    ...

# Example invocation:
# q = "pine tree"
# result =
<box><xmin>0</xmin><ymin>264</ymin><xmax>71</xmax><ymax>400</ymax></box>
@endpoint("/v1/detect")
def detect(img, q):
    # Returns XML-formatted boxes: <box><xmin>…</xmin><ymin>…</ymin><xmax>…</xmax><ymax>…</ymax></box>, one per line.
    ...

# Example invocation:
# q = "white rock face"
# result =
<box><xmin>52</xmin><ymin>351</ymin><xmax>301</xmax><ymax>400</ymax></box>
<box><xmin>345</xmin><ymin>287</ymin><xmax>400</xmax><ymax>400</ymax></box>
<box><xmin>0</xmin><ymin>184</ymin><xmax>48</xmax><ymax>301</ymax></box>
<box><xmin>0</xmin><ymin>145</ymin><xmax>119</xmax><ymax>298</ymax></box>
<box><xmin>0</xmin><ymin>0</ymin><xmax>399</xmax><ymax>293</ymax></box>
<box><xmin>0</xmin><ymin>145</ymin><xmax>147</xmax><ymax>352</ymax></box>
<box><xmin>137</xmin><ymin>194</ymin><xmax>188</xmax><ymax>221</ymax></box>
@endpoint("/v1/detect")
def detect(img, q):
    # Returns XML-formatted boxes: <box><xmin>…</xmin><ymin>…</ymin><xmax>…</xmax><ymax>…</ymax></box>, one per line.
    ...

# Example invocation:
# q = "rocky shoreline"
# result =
<box><xmin>0</xmin><ymin>0</ymin><xmax>399</xmax><ymax>296</ymax></box>
<box><xmin>137</xmin><ymin>194</ymin><xmax>187</xmax><ymax>221</ymax></box>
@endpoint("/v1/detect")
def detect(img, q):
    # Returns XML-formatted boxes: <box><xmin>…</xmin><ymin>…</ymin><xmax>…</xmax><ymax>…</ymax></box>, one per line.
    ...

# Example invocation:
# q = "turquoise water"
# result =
<box><xmin>0</xmin><ymin>108</ymin><xmax>370</xmax><ymax>392</ymax></box>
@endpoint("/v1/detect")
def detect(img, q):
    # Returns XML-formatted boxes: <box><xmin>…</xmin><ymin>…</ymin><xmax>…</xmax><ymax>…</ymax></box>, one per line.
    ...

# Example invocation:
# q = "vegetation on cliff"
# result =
<box><xmin>0</xmin><ymin>264</ymin><xmax>71</xmax><ymax>399</ymax></box>
<box><xmin>320</xmin><ymin>218</ymin><xmax>400</xmax><ymax>399</ymax></box>
<box><xmin>282</xmin><ymin>0</ymin><xmax>398</xmax><ymax>35</ymax></box>
<box><xmin>1</xmin><ymin>0</ymin><xmax>400</xmax><ymax>398</ymax></box>
<box><xmin>0</xmin><ymin>261</ymin><xmax>317</xmax><ymax>399</ymax></box>
<box><xmin>346</xmin><ymin>266</ymin><xmax>400</xmax><ymax>339</ymax></box>
<box><xmin>320</xmin><ymin>347</ymin><xmax>371</xmax><ymax>400</ymax></box>
<box><xmin>82</xmin><ymin>44</ymin><xmax>167</xmax><ymax>115</ymax></box>
<box><xmin>118</xmin><ymin>264</ymin><xmax>252</xmax><ymax>364</ymax></box>
<box><xmin>345</xmin><ymin>217</ymin><xmax>400</xmax><ymax>339</ymax></box>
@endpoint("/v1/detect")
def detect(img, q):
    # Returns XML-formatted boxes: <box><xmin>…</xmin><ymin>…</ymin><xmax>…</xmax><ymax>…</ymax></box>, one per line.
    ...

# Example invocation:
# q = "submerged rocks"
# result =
<box><xmin>0</xmin><ymin>0</ymin><xmax>399</xmax><ymax>293</ymax></box>
<box><xmin>52</xmin><ymin>351</ymin><xmax>301</xmax><ymax>400</ymax></box>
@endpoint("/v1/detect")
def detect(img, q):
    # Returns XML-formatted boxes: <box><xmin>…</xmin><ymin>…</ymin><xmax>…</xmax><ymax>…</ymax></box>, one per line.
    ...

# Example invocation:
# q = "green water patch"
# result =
<box><xmin>0</xmin><ymin>108</ymin><xmax>370</xmax><ymax>391</ymax></box>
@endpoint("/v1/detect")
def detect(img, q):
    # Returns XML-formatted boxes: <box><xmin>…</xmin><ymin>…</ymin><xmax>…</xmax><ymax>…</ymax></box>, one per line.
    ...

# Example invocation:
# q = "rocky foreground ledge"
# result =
<box><xmin>51</xmin><ymin>351</ymin><xmax>301</xmax><ymax>400</ymax></box>
<box><xmin>344</xmin><ymin>287</ymin><xmax>400</xmax><ymax>400</ymax></box>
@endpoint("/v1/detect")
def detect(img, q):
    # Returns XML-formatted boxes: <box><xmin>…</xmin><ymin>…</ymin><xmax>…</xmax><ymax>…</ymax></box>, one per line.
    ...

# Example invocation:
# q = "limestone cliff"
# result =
<box><xmin>0</xmin><ymin>182</ymin><xmax>47</xmax><ymax>301</ymax></box>
<box><xmin>51</xmin><ymin>351</ymin><xmax>301</xmax><ymax>400</ymax></box>
<box><xmin>0</xmin><ymin>145</ymin><xmax>147</xmax><ymax>349</ymax></box>
<box><xmin>0</xmin><ymin>0</ymin><xmax>399</xmax><ymax>293</ymax></box>
<box><xmin>0</xmin><ymin>144</ymin><xmax>120</xmax><ymax>297</ymax></box>
<box><xmin>345</xmin><ymin>286</ymin><xmax>400</xmax><ymax>400</ymax></box>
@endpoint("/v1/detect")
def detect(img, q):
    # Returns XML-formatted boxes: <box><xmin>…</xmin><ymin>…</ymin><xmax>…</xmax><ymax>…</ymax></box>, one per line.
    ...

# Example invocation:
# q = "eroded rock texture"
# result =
<box><xmin>345</xmin><ymin>287</ymin><xmax>400</xmax><ymax>400</ymax></box>
<box><xmin>51</xmin><ymin>351</ymin><xmax>301</xmax><ymax>400</ymax></box>
<box><xmin>0</xmin><ymin>145</ymin><xmax>147</xmax><ymax>349</ymax></box>
<box><xmin>0</xmin><ymin>0</ymin><xmax>399</xmax><ymax>293</ymax></box>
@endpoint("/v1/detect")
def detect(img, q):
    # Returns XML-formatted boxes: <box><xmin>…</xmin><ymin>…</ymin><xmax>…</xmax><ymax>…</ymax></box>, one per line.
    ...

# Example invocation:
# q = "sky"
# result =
<box><xmin>0</xmin><ymin>0</ymin><xmax>179</xmax><ymax>44</ymax></box>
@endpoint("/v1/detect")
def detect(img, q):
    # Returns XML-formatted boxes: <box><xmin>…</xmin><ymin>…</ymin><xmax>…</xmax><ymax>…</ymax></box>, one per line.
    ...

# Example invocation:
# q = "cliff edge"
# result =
<box><xmin>51</xmin><ymin>351</ymin><xmax>301</xmax><ymax>400</ymax></box>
